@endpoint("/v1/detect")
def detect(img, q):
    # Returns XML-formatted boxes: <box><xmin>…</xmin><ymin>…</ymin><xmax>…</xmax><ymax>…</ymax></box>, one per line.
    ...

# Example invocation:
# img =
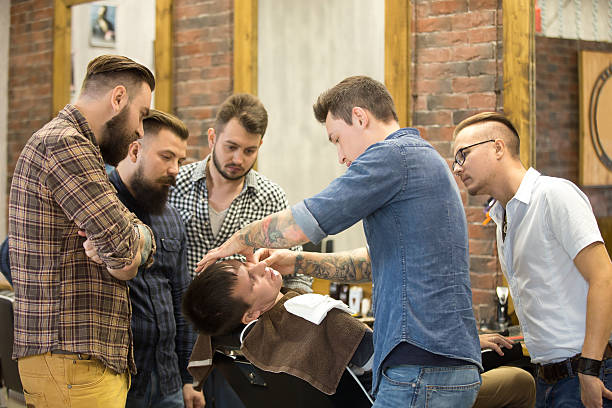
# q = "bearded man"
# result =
<box><xmin>168</xmin><ymin>93</ymin><xmax>312</xmax><ymax>407</ymax></box>
<box><xmin>9</xmin><ymin>54</ymin><xmax>156</xmax><ymax>408</ymax></box>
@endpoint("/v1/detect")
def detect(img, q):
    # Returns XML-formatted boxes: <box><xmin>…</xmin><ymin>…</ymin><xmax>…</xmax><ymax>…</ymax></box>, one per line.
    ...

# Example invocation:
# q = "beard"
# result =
<box><xmin>99</xmin><ymin>105</ymin><xmax>139</xmax><ymax>167</ymax></box>
<box><xmin>129</xmin><ymin>165</ymin><xmax>176</xmax><ymax>215</ymax></box>
<box><xmin>211</xmin><ymin>144</ymin><xmax>255</xmax><ymax>181</ymax></box>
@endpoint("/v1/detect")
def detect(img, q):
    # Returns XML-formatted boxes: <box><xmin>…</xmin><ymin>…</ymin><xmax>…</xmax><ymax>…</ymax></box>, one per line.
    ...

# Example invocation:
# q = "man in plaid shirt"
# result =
<box><xmin>169</xmin><ymin>93</ymin><xmax>312</xmax><ymax>407</ymax></box>
<box><xmin>9</xmin><ymin>55</ymin><xmax>156</xmax><ymax>408</ymax></box>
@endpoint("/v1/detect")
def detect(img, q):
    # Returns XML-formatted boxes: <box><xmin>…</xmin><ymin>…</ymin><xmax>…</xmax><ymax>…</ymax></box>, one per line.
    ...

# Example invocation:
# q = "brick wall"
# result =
<box><xmin>6</xmin><ymin>0</ymin><xmax>234</xmax><ymax>180</ymax></box>
<box><xmin>535</xmin><ymin>36</ymin><xmax>612</xmax><ymax>217</ymax></box>
<box><xmin>412</xmin><ymin>0</ymin><xmax>503</xmax><ymax>325</ymax></box>
<box><xmin>173</xmin><ymin>0</ymin><xmax>234</xmax><ymax>163</ymax></box>
<box><xmin>8</xmin><ymin>0</ymin><xmax>54</xmax><ymax>180</ymax></box>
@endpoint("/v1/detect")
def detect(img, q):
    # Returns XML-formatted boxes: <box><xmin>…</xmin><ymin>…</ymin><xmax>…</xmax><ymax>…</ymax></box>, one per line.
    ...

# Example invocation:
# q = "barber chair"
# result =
<box><xmin>210</xmin><ymin>328</ymin><xmax>373</xmax><ymax>408</ymax></box>
<box><xmin>0</xmin><ymin>295</ymin><xmax>23</xmax><ymax>395</ymax></box>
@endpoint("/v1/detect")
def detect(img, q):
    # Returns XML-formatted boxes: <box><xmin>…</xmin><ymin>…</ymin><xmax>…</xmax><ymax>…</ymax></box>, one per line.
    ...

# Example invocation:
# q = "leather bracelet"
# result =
<box><xmin>576</xmin><ymin>356</ymin><xmax>602</xmax><ymax>376</ymax></box>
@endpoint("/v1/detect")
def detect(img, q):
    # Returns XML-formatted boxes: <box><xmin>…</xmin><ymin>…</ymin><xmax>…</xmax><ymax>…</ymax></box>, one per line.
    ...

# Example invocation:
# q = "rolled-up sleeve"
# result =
<box><xmin>45</xmin><ymin>132</ymin><xmax>152</xmax><ymax>269</ymax></box>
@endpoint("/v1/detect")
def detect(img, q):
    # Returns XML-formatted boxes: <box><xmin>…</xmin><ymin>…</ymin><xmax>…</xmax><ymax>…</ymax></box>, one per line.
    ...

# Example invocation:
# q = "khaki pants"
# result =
<box><xmin>18</xmin><ymin>352</ymin><xmax>129</xmax><ymax>408</ymax></box>
<box><xmin>473</xmin><ymin>366</ymin><xmax>536</xmax><ymax>408</ymax></box>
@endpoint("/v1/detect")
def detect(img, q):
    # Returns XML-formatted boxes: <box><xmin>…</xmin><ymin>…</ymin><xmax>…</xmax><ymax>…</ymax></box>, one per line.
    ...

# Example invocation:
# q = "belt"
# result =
<box><xmin>50</xmin><ymin>350</ymin><xmax>92</xmax><ymax>360</ymax></box>
<box><xmin>537</xmin><ymin>342</ymin><xmax>612</xmax><ymax>384</ymax></box>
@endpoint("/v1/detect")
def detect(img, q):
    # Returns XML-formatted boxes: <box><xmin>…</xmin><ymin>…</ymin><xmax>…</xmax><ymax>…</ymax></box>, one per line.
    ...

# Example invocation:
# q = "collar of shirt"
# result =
<box><xmin>191</xmin><ymin>155</ymin><xmax>259</xmax><ymax>194</ymax></box>
<box><xmin>58</xmin><ymin>104</ymin><xmax>98</xmax><ymax>146</ymax></box>
<box><xmin>489</xmin><ymin>167</ymin><xmax>540</xmax><ymax>227</ymax></box>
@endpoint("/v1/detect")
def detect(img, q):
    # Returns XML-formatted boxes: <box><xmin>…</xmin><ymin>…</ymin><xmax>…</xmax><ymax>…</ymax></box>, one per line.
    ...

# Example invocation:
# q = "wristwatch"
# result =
<box><xmin>576</xmin><ymin>357</ymin><xmax>602</xmax><ymax>376</ymax></box>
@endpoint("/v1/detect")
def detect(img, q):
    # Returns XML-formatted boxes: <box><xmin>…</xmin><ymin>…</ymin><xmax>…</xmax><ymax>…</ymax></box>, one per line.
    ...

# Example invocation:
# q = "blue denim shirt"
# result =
<box><xmin>292</xmin><ymin>128</ymin><xmax>482</xmax><ymax>396</ymax></box>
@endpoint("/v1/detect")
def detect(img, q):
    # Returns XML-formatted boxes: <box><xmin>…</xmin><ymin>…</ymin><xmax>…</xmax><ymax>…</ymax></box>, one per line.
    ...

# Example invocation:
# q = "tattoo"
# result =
<box><xmin>294</xmin><ymin>250</ymin><xmax>372</xmax><ymax>282</ymax></box>
<box><xmin>240</xmin><ymin>209</ymin><xmax>305</xmax><ymax>249</ymax></box>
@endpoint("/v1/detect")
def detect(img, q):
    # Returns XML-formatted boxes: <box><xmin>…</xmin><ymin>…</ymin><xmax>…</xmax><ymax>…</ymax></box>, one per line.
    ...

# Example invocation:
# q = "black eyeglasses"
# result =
<box><xmin>452</xmin><ymin>140</ymin><xmax>495</xmax><ymax>171</ymax></box>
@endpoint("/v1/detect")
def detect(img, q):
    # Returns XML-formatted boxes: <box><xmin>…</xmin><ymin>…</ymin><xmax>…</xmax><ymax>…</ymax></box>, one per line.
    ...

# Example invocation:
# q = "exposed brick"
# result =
<box><xmin>416</xmin><ymin>31</ymin><xmax>468</xmax><ymax>48</ymax></box>
<box><xmin>417</xmin><ymin>47</ymin><xmax>452</xmax><ymax>63</ymax></box>
<box><xmin>451</xmin><ymin>11</ymin><xmax>496</xmax><ymax>30</ymax></box>
<box><xmin>470</xmin><ymin>271</ymin><xmax>496</xmax><ymax>290</ymax></box>
<box><xmin>413</xmin><ymin>111</ymin><xmax>452</xmax><ymax>126</ymax></box>
<box><xmin>472</xmin><ymin>288</ymin><xmax>495</xmax><ymax>307</ymax></box>
<box><xmin>418</xmin><ymin>62</ymin><xmax>469</xmax><ymax>79</ymax></box>
<box><xmin>424</xmin><ymin>126</ymin><xmax>455</xmax><ymax>142</ymax></box>
<box><xmin>427</xmin><ymin>94</ymin><xmax>468</xmax><ymax>110</ymax></box>
<box><xmin>468</xmin><ymin>92</ymin><xmax>497</xmax><ymax>109</ymax></box>
<box><xmin>452</xmin><ymin>76</ymin><xmax>496</xmax><ymax>93</ymax></box>
<box><xmin>451</xmin><ymin>43</ymin><xmax>495</xmax><ymax>60</ymax></box>
<box><xmin>429</xmin><ymin>0</ymin><xmax>469</xmax><ymax>16</ymax></box>
<box><xmin>468</xmin><ymin>27</ymin><xmax>497</xmax><ymax>44</ymax></box>
<box><xmin>415</xmin><ymin>16</ymin><xmax>452</xmax><ymax>32</ymax></box>
<box><xmin>413</xmin><ymin>78</ymin><xmax>453</xmax><ymax>94</ymax></box>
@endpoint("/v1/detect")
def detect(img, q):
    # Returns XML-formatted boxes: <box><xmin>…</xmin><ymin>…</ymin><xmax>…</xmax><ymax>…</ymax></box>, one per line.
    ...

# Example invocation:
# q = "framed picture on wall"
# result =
<box><xmin>90</xmin><ymin>4</ymin><xmax>116</xmax><ymax>48</ymax></box>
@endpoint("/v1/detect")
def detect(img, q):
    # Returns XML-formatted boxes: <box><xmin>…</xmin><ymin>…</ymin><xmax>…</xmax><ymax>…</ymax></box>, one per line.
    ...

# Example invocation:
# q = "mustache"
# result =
<box><xmin>225</xmin><ymin>163</ymin><xmax>244</xmax><ymax>170</ymax></box>
<box><xmin>156</xmin><ymin>176</ymin><xmax>176</xmax><ymax>186</ymax></box>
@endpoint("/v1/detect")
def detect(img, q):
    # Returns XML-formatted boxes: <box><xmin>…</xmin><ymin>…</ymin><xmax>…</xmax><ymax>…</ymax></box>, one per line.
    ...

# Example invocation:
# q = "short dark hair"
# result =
<box><xmin>313</xmin><ymin>76</ymin><xmax>399</xmax><ymax>125</ymax></box>
<box><xmin>454</xmin><ymin>112</ymin><xmax>520</xmax><ymax>156</ymax></box>
<box><xmin>143</xmin><ymin>109</ymin><xmax>189</xmax><ymax>141</ymax></box>
<box><xmin>81</xmin><ymin>54</ymin><xmax>155</xmax><ymax>97</ymax></box>
<box><xmin>214</xmin><ymin>94</ymin><xmax>268</xmax><ymax>137</ymax></box>
<box><xmin>182</xmin><ymin>260</ymin><xmax>249</xmax><ymax>336</ymax></box>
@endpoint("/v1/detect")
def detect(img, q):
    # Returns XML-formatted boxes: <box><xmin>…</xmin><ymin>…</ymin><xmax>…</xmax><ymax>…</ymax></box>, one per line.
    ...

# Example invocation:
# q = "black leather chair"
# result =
<box><xmin>210</xmin><ymin>323</ymin><xmax>373</xmax><ymax>408</ymax></box>
<box><xmin>213</xmin><ymin>352</ymin><xmax>372</xmax><ymax>408</ymax></box>
<box><xmin>0</xmin><ymin>294</ymin><xmax>23</xmax><ymax>394</ymax></box>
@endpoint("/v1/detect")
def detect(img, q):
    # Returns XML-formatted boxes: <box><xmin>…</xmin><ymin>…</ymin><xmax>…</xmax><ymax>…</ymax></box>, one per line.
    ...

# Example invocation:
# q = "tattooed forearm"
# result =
<box><xmin>294</xmin><ymin>248</ymin><xmax>372</xmax><ymax>283</ymax></box>
<box><xmin>240</xmin><ymin>209</ymin><xmax>308</xmax><ymax>249</ymax></box>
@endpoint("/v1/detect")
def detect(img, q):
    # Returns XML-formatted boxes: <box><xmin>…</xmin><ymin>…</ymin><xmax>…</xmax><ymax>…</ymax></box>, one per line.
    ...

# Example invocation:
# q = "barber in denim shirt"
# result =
<box><xmin>197</xmin><ymin>76</ymin><xmax>482</xmax><ymax>407</ymax></box>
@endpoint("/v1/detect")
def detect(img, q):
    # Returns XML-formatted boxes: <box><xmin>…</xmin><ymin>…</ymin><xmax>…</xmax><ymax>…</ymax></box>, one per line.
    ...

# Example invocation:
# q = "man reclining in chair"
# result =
<box><xmin>182</xmin><ymin>259</ymin><xmax>374</xmax><ymax>396</ymax></box>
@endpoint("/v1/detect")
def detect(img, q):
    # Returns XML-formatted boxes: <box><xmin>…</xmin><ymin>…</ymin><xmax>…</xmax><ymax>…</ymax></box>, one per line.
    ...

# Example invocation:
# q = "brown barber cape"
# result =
<box><xmin>188</xmin><ymin>290</ymin><xmax>368</xmax><ymax>395</ymax></box>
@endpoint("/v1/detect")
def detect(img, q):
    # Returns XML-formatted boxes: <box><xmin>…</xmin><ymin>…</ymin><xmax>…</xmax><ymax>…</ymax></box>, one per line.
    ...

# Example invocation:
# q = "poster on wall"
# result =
<box><xmin>579</xmin><ymin>50</ymin><xmax>612</xmax><ymax>186</ymax></box>
<box><xmin>90</xmin><ymin>4</ymin><xmax>116</xmax><ymax>48</ymax></box>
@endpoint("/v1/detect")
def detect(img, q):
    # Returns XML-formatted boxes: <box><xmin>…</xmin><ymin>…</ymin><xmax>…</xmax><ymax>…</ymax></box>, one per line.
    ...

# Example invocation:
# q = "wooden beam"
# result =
<box><xmin>155</xmin><ymin>0</ymin><xmax>173</xmax><ymax>112</ymax></box>
<box><xmin>385</xmin><ymin>0</ymin><xmax>411</xmax><ymax>127</ymax></box>
<box><xmin>503</xmin><ymin>0</ymin><xmax>536</xmax><ymax>167</ymax></box>
<box><xmin>53</xmin><ymin>0</ymin><xmax>71</xmax><ymax>115</ymax></box>
<box><xmin>233</xmin><ymin>0</ymin><xmax>258</xmax><ymax>95</ymax></box>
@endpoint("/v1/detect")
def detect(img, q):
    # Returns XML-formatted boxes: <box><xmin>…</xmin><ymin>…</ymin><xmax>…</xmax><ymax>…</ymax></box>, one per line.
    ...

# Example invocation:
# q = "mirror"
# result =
<box><xmin>52</xmin><ymin>0</ymin><xmax>172</xmax><ymax>114</ymax></box>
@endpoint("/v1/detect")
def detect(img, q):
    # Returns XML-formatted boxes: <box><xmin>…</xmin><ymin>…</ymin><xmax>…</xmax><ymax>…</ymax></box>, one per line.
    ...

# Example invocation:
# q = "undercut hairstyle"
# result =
<box><xmin>80</xmin><ymin>54</ymin><xmax>155</xmax><ymax>97</ymax></box>
<box><xmin>313</xmin><ymin>76</ymin><xmax>399</xmax><ymax>125</ymax></box>
<box><xmin>214</xmin><ymin>94</ymin><xmax>268</xmax><ymax>137</ymax></box>
<box><xmin>182</xmin><ymin>261</ymin><xmax>250</xmax><ymax>336</ymax></box>
<box><xmin>454</xmin><ymin>112</ymin><xmax>521</xmax><ymax>157</ymax></box>
<box><xmin>143</xmin><ymin>109</ymin><xmax>189</xmax><ymax>141</ymax></box>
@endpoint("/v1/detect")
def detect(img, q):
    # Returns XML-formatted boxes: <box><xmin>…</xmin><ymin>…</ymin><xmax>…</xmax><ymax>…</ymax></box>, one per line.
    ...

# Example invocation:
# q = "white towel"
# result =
<box><xmin>284</xmin><ymin>293</ymin><xmax>354</xmax><ymax>325</ymax></box>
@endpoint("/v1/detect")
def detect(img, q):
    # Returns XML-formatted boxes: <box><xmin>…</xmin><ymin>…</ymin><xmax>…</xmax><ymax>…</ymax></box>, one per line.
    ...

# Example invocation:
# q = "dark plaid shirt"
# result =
<box><xmin>8</xmin><ymin>105</ymin><xmax>155</xmax><ymax>374</ymax></box>
<box><xmin>109</xmin><ymin>170</ymin><xmax>194</xmax><ymax>396</ymax></box>
<box><xmin>168</xmin><ymin>157</ymin><xmax>313</xmax><ymax>291</ymax></box>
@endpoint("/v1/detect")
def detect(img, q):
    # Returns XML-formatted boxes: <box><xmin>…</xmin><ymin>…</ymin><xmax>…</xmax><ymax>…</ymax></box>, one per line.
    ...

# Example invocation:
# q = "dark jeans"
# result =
<box><xmin>536</xmin><ymin>358</ymin><xmax>612</xmax><ymax>408</ymax></box>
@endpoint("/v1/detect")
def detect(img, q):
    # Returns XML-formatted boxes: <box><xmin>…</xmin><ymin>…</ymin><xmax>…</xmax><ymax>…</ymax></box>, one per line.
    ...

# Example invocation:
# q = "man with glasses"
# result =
<box><xmin>453</xmin><ymin>112</ymin><xmax>612</xmax><ymax>408</ymax></box>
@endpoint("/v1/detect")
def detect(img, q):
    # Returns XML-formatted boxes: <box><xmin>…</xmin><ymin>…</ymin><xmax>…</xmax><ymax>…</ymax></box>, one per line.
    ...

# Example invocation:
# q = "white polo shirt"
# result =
<box><xmin>489</xmin><ymin>168</ymin><xmax>603</xmax><ymax>364</ymax></box>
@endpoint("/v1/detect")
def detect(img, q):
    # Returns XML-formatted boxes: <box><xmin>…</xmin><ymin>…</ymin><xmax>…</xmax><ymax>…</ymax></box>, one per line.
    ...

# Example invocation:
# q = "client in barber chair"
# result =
<box><xmin>182</xmin><ymin>259</ymin><xmax>374</xmax><ymax>396</ymax></box>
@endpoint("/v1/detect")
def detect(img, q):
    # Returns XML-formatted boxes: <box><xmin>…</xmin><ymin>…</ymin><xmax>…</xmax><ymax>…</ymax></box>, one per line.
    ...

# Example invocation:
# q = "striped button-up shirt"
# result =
<box><xmin>8</xmin><ymin>104</ymin><xmax>155</xmax><ymax>374</ymax></box>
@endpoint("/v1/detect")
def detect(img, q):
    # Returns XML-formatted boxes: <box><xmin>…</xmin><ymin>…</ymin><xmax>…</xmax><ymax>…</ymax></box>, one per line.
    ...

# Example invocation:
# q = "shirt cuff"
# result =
<box><xmin>291</xmin><ymin>201</ymin><xmax>326</xmax><ymax>244</ymax></box>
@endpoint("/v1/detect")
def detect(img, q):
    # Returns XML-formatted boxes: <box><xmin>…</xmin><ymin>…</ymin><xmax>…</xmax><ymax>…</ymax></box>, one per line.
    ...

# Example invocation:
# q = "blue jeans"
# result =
<box><xmin>125</xmin><ymin>370</ymin><xmax>184</xmax><ymax>408</ymax></box>
<box><xmin>373</xmin><ymin>364</ymin><xmax>480</xmax><ymax>407</ymax></box>
<box><xmin>536</xmin><ymin>358</ymin><xmax>612</xmax><ymax>408</ymax></box>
